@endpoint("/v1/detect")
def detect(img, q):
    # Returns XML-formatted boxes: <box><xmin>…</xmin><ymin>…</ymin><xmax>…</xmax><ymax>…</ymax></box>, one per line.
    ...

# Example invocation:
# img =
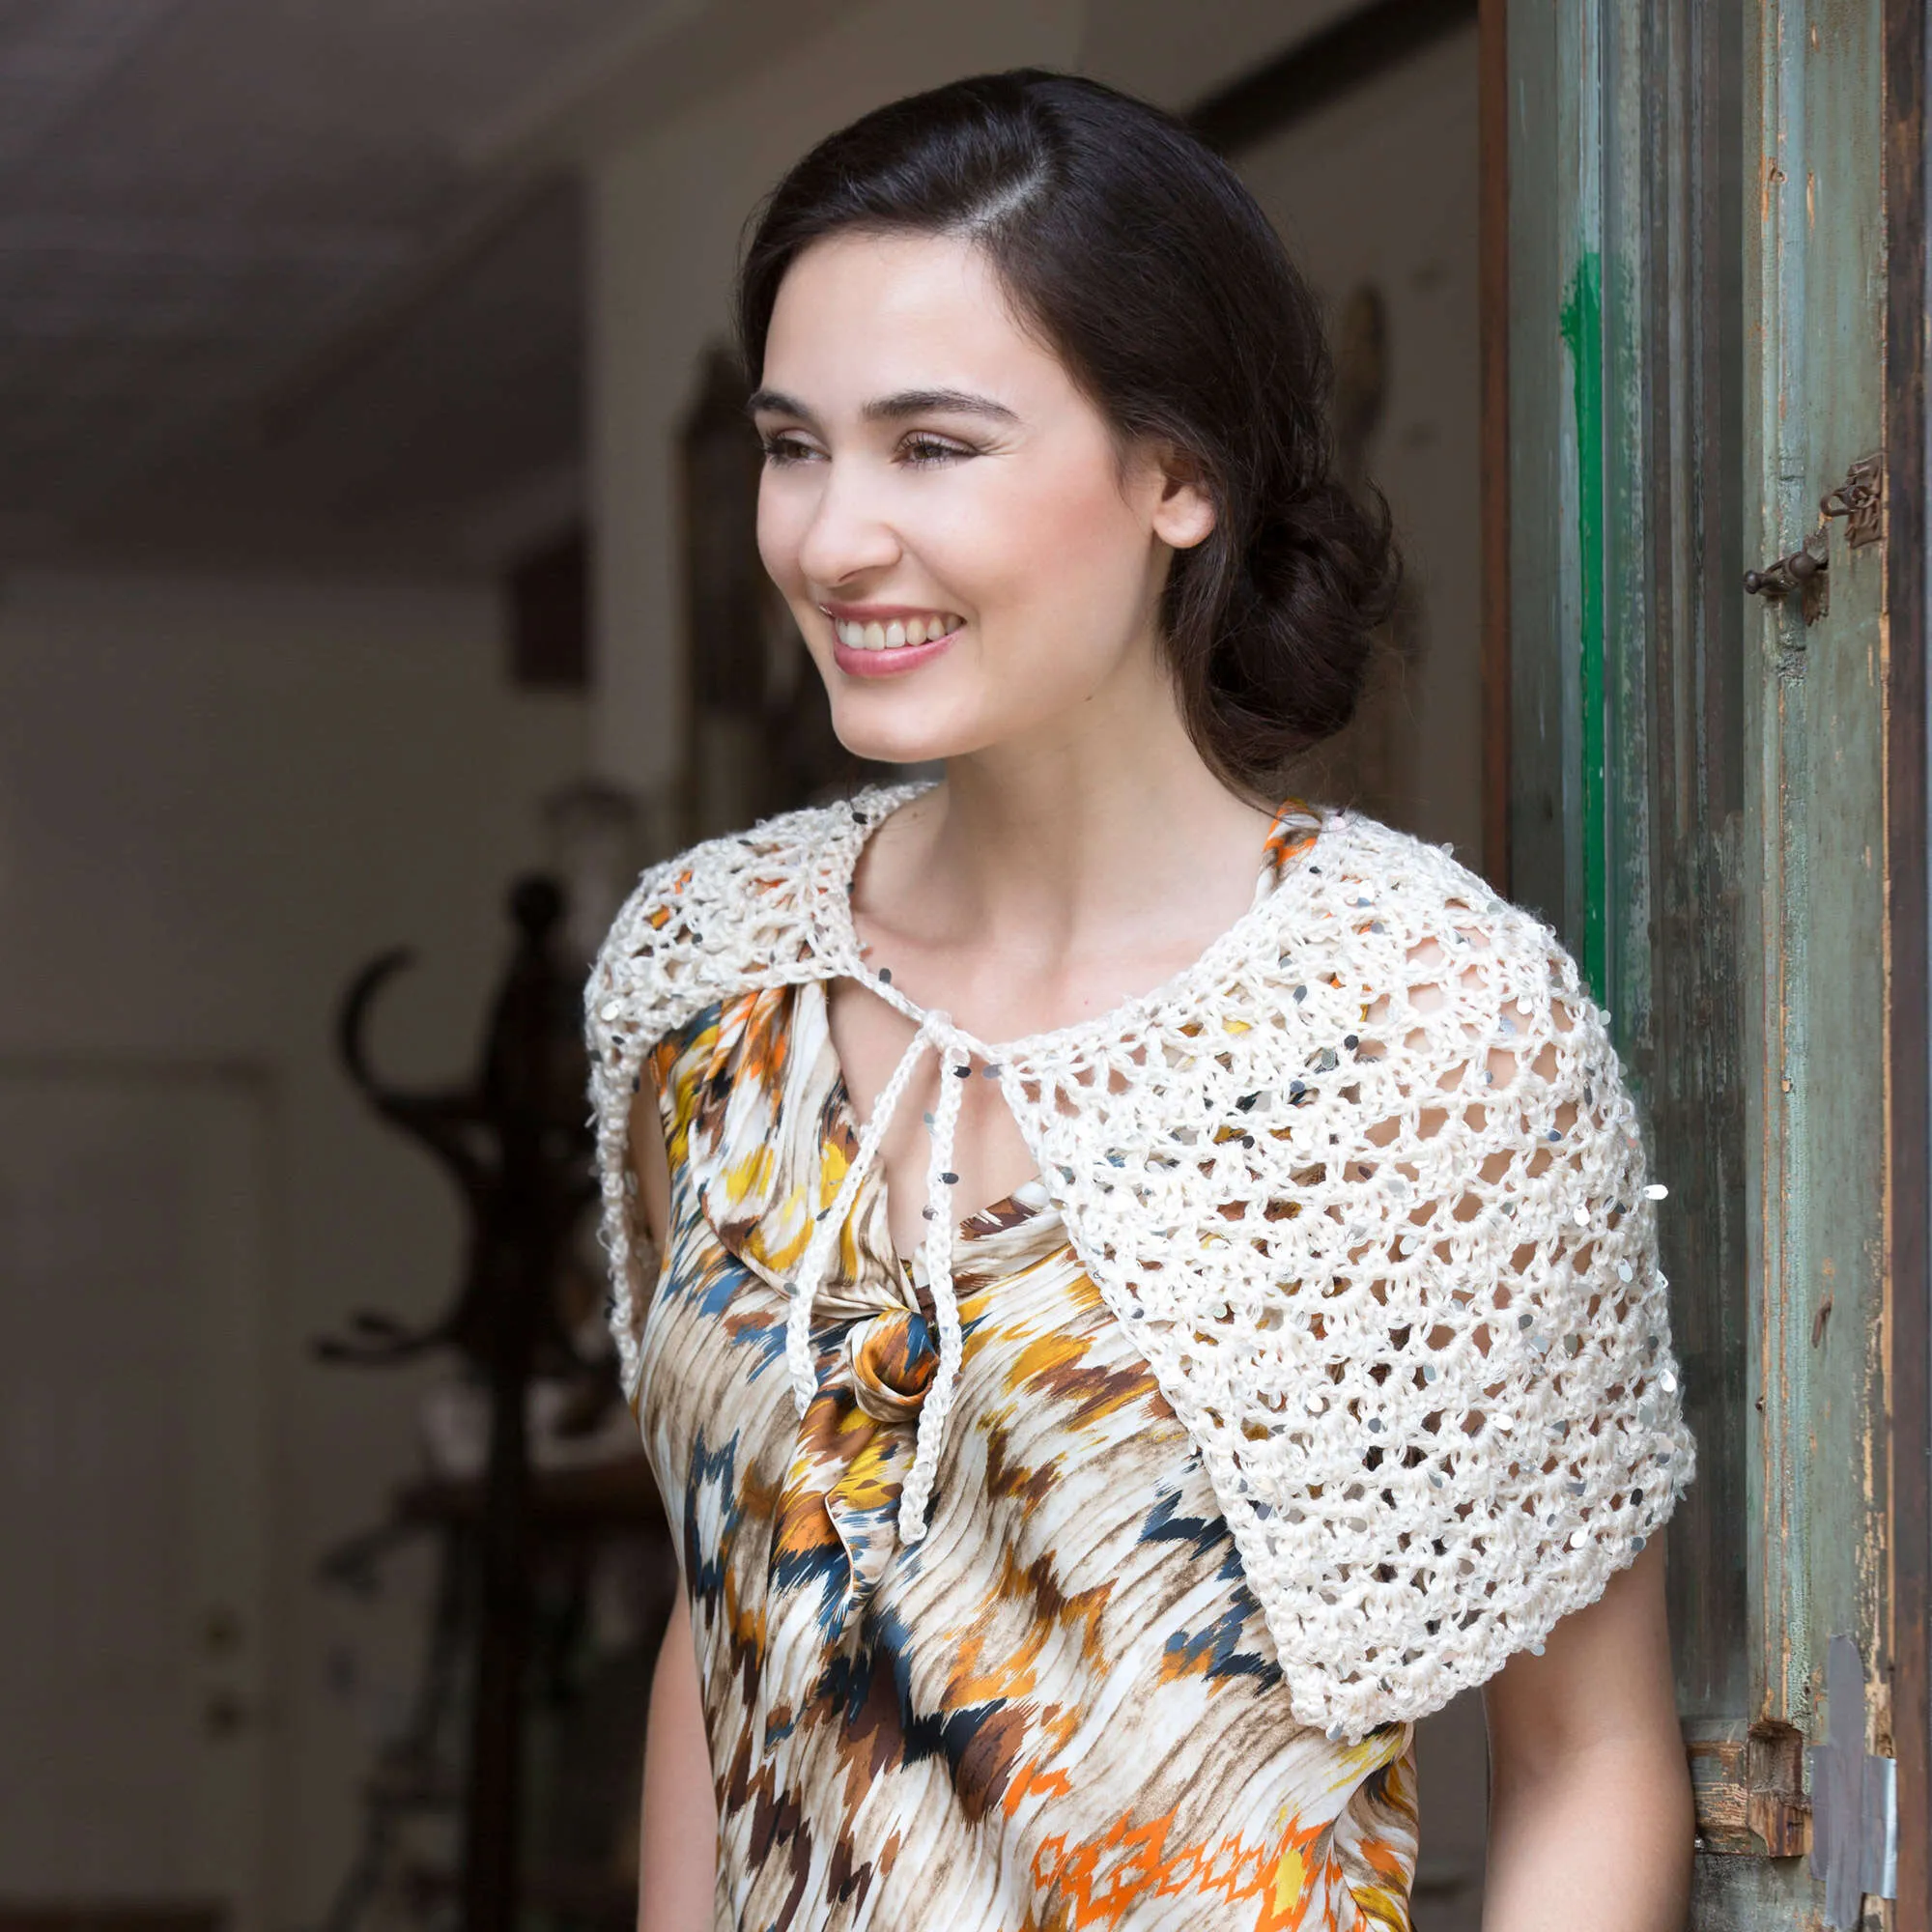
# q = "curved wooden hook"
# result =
<box><xmin>336</xmin><ymin>947</ymin><xmax>490</xmax><ymax>1199</ymax></box>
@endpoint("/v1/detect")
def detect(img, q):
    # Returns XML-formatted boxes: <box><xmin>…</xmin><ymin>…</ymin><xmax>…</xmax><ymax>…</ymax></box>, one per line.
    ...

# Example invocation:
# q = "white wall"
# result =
<box><xmin>0</xmin><ymin>568</ymin><xmax>587</xmax><ymax>1920</ymax></box>
<box><xmin>1076</xmin><ymin>0</ymin><xmax>1362</xmax><ymax>103</ymax></box>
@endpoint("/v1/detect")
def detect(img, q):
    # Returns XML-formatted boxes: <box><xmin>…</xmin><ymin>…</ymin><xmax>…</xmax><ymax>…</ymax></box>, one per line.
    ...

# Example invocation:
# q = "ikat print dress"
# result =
<box><xmin>626</xmin><ymin>806</ymin><xmax>1420</xmax><ymax>1932</ymax></box>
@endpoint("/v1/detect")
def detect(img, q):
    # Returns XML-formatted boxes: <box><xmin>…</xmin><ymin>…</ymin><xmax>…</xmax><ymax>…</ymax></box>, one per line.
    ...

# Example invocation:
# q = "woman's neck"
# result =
<box><xmin>854</xmin><ymin>657</ymin><xmax>1276</xmax><ymax>977</ymax></box>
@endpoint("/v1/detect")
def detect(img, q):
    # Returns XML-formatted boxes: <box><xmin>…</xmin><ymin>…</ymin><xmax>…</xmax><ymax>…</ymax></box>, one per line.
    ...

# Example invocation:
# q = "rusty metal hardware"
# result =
<box><xmin>1745</xmin><ymin>533</ymin><xmax>1831</xmax><ymax>625</ymax></box>
<box><xmin>1820</xmin><ymin>453</ymin><xmax>1884</xmax><ymax>548</ymax></box>
<box><xmin>1745</xmin><ymin>455</ymin><xmax>1881</xmax><ymax>629</ymax></box>
<box><xmin>1744</xmin><ymin>541</ymin><xmax>1828</xmax><ymax>600</ymax></box>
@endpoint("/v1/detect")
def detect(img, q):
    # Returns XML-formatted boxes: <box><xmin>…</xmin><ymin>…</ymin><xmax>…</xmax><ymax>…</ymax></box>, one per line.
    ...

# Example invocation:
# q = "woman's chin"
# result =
<box><xmin>829</xmin><ymin>706</ymin><xmax>980</xmax><ymax>772</ymax></box>
<box><xmin>833</xmin><ymin>727</ymin><xmax>962</xmax><ymax>770</ymax></box>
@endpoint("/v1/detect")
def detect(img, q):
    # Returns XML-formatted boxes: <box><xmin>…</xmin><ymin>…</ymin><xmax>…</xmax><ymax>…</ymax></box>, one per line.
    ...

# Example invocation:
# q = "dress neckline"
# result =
<box><xmin>806</xmin><ymin>789</ymin><xmax>1323</xmax><ymax>1268</ymax></box>
<box><xmin>810</xmin><ymin>780</ymin><xmax>1333</xmax><ymax>1065</ymax></box>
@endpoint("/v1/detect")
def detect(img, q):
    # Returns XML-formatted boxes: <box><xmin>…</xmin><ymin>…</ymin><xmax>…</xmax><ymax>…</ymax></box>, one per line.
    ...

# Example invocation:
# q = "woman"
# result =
<box><xmin>588</xmin><ymin>71</ymin><xmax>1696</xmax><ymax>1932</ymax></box>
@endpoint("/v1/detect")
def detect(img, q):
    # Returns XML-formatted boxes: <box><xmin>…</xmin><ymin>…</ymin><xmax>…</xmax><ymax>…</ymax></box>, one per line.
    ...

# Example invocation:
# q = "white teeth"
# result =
<box><xmin>835</xmin><ymin>613</ymin><xmax>959</xmax><ymax>649</ymax></box>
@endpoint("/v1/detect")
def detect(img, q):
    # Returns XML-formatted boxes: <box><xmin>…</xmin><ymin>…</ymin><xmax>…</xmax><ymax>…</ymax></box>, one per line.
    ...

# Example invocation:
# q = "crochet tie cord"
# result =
<box><xmin>586</xmin><ymin>783</ymin><xmax>1697</xmax><ymax>1741</ymax></box>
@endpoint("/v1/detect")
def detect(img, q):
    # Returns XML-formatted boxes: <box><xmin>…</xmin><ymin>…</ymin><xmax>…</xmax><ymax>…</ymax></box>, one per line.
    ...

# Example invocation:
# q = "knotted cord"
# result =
<box><xmin>781</xmin><ymin>997</ymin><xmax>986</xmax><ymax>1544</ymax></box>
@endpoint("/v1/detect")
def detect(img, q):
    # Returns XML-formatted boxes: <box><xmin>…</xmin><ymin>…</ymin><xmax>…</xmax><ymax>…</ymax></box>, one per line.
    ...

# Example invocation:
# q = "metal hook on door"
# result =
<box><xmin>1743</xmin><ymin>454</ymin><xmax>1885</xmax><ymax>629</ymax></box>
<box><xmin>1744</xmin><ymin>534</ymin><xmax>1830</xmax><ymax>624</ymax></box>
<box><xmin>1819</xmin><ymin>452</ymin><xmax>1884</xmax><ymax>548</ymax></box>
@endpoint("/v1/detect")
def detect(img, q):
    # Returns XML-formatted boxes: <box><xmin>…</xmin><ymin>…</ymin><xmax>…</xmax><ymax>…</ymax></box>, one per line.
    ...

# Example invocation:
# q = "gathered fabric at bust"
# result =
<box><xmin>586</xmin><ymin>781</ymin><xmax>1696</xmax><ymax>1743</ymax></box>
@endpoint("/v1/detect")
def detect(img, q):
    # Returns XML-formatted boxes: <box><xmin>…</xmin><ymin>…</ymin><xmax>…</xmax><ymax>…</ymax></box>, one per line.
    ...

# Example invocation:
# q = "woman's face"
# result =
<box><xmin>752</xmin><ymin>229</ymin><xmax>1213</xmax><ymax>768</ymax></box>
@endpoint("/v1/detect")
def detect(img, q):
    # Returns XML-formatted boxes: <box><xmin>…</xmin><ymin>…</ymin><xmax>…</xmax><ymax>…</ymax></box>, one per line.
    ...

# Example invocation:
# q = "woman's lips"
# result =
<box><xmin>823</xmin><ymin>609</ymin><xmax>962</xmax><ymax>678</ymax></box>
<box><xmin>831</xmin><ymin>628</ymin><xmax>957</xmax><ymax>677</ymax></box>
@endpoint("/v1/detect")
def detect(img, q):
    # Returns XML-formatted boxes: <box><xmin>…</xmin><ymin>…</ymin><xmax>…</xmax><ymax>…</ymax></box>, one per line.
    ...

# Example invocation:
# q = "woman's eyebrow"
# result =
<box><xmin>744</xmin><ymin>385</ymin><xmax>1019</xmax><ymax>426</ymax></box>
<box><xmin>745</xmin><ymin>387</ymin><xmax>815</xmax><ymax>423</ymax></box>
<box><xmin>861</xmin><ymin>387</ymin><xmax>1019</xmax><ymax>425</ymax></box>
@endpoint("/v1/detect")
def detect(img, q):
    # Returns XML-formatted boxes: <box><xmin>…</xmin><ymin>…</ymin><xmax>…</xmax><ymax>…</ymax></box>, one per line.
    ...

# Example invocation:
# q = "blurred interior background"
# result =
<box><xmin>0</xmin><ymin>1</ymin><xmax>1489</xmax><ymax>1926</ymax></box>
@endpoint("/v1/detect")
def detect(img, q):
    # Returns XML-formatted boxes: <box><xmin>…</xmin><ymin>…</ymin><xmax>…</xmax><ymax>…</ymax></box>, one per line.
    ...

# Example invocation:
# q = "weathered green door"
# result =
<box><xmin>1504</xmin><ymin>0</ymin><xmax>1926</xmax><ymax>1922</ymax></box>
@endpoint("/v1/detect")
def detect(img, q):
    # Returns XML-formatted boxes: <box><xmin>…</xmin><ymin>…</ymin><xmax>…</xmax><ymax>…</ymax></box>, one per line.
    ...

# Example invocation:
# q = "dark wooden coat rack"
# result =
<box><xmin>318</xmin><ymin>875</ymin><xmax>625</xmax><ymax>1931</ymax></box>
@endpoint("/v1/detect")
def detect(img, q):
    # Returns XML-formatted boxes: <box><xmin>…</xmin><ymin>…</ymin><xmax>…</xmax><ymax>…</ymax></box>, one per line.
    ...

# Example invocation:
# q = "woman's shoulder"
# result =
<box><xmin>611</xmin><ymin>792</ymin><xmax>855</xmax><ymax>933</ymax></box>
<box><xmin>1316</xmin><ymin>807</ymin><xmax>1595</xmax><ymax>1009</ymax></box>
<box><xmin>582</xmin><ymin>782</ymin><xmax>923</xmax><ymax>1073</ymax></box>
<box><xmin>586</xmin><ymin>797</ymin><xmax>834</xmax><ymax>1051</ymax></box>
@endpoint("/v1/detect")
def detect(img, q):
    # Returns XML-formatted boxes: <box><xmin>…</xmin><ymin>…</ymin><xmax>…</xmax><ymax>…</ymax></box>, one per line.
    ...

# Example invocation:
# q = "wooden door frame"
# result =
<box><xmin>1884</xmin><ymin>0</ymin><xmax>1930</xmax><ymax>1913</ymax></box>
<box><xmin>1187</xmin><ymin>0</ymin><xmax>1476</xmax><ymax>153</ymax></box>
<box><xmin>1498</xmin><ymin>0</ymin><xmax>1929</xmax><ymax>1917</ymax></box>
<box><xmin>1478</xmin><ymin>0</ymin><xmax>1511</xmax><ymax>892</ymax></box>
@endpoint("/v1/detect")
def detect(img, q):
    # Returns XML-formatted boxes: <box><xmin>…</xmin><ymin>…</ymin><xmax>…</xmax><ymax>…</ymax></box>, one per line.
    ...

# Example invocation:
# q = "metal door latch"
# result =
<box><xmin>1745</xmin><ymin>453</ymin><xmax>1884</xmax><ymax>627</ymax></box>
<box><xmin>1744</xmin><ymin>540</ymin><xmax>1828</xmax><ymax>601</ymax></box>
<box><xmin>1744</xmin><ymin>536</ymin><xmax>1829</xmax><ymax>622</ymax></box>
<box><xmin>1807</xmin><ymin>1633</ymin><xmax>1898</xmax><ymax>1928</ymax></box>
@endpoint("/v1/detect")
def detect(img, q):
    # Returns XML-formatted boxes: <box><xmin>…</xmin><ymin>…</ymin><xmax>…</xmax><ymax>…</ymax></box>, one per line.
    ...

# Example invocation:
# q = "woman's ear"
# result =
<box><xmin>1149</xmin><ymin>446</ymin><xmax>1216</xmax><ymax>551</ymax></box>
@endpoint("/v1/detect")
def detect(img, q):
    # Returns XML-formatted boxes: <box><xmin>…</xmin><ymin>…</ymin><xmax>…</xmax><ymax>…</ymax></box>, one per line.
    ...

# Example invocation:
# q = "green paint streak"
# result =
<box><xmin>1559</xmin><ymin>252</ymin><xmax>1607</xmax><ymax>1004</ymax></box>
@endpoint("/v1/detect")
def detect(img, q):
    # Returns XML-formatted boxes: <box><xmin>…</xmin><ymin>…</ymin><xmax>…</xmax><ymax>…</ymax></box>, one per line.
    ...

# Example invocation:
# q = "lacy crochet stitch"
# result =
<box><xmin>587</xmin><ymin>784</ymin><xmax>1697</xmax><ymax>1740</ymax></box>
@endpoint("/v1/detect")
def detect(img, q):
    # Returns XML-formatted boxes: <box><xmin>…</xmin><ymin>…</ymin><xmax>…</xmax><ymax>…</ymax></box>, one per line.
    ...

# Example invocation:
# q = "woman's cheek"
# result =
<box><xmin>915</xmin><ymin>467</ymin><xmax>1065</xmax><ymax>612</ymax></box>
<box><xmin>755</xmin><ymin>493</ymin><xmax>802</xmax><ymax>592</ymax></box>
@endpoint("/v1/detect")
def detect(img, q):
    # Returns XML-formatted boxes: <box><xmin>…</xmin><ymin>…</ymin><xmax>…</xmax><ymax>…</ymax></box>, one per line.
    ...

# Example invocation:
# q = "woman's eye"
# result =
<box><xmin>758</xmin><ymin>432</ymin><xmax>969</xmax><ymax>467</ymax></box>
<box><xmin>900</xmin><ymin>435</ymin><xmax>970</xmax><ymax>467</ymax></box>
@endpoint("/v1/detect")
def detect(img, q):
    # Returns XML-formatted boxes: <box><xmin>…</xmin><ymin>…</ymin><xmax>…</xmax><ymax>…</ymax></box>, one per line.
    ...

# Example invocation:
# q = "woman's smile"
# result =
<box><xmin>820</xmin><ymin>599</ymin><xmax>965</xmax><ymax>676</ymax></box>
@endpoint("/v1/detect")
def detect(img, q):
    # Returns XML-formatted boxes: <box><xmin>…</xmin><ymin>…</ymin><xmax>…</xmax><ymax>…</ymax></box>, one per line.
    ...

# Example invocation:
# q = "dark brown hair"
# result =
<box><xmin>737</xmin><ymin>68</ymin><xmax>1400</xmax><ymax>798</ymax></box>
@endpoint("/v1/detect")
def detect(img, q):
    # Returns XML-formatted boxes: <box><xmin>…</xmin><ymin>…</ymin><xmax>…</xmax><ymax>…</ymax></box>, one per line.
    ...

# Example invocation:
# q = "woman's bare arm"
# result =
<box><xmin>1480</xmin><ymin>1534</ymin><xmax>1692</xmax><ymax>1930</ymax></box>
<box><xmin>639</xmin><ymin>1593</ymin><xmax>717</xmax><ymax>1932</ymax></box>
<box><xmin>629</xmin><ymin>1071</ymin><xmax>718</xmax><ymax>1932</ymax></box>
<box><xmin>630</xmin><ymin>1075</ymin><xmax>673</xmax><ymax>1274</ymax></box>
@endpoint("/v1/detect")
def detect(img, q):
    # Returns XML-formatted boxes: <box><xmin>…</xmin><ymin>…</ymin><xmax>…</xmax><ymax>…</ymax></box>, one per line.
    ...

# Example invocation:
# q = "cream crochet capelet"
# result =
<box><xmin>585</xmin><ymin>781</ymin><xmax>1696</xmax><ymax>1742</ymax></box>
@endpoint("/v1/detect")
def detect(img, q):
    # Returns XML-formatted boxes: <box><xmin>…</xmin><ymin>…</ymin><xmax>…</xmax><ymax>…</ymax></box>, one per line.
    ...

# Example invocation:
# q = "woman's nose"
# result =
<box><xmin>795</xmin><ymin>460</ymin><xmax>901</xmax><ymax>587</ymax></box>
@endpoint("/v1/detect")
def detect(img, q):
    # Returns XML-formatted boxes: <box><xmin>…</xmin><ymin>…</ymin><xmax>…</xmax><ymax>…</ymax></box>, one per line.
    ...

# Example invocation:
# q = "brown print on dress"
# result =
<box><xmin>950</xmin><ymin>1699</ymin><xmax>1034</xmax><ymax>1822</ymax></box>
<box><xmin>943</xmin><ymin>1543</ymin><xmax>1115</xmax><ymax>1708</ymax></box>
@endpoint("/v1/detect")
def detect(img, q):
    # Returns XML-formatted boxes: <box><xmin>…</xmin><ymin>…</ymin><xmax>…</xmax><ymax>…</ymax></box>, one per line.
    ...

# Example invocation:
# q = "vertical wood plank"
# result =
<box><xmin>1479</xmin><ymin>0</ymin><xmax>1511</xmax><ymax>892</ymax></box>
<box><xmin>1744</xmin><ymin>0</ymin><xmax>1889</xmax><ymax>1887</ymax></box>
<box><xmin>1503</xmin><ymin>0</ymin><xmax>1569</xmax><ymax>932</ymax></box>
<box><xmin>1630</xmin><ymin>0</ymin><xmax>1753</xmax><ymax>1726</ymax></box>
<box><xmin>1883</xmin><ymin>0</ymin><xmax>1930</xmax><ymax>1911</ymax></box>
<box><xmin>1506</xmin><ymin>2</ymin><xmax>1756</xmax><ymax>1748</ymax></box>
<box><xmin>1742</xmin><ymin>0</ymin><xmax>1816</xmax><ymax>1744</ymax></box>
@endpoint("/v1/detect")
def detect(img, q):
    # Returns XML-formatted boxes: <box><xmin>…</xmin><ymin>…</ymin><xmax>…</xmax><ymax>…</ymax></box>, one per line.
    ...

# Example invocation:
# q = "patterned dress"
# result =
<box><xmin>628</xmin><ymin>805</ymin><xmax>1420</xmax><ymax>1932</ymax></box>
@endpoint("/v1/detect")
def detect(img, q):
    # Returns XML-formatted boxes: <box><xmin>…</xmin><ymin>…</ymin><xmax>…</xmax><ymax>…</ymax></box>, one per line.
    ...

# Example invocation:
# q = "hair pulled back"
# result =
<box><xmin>736</xmin><ymin>69</ymin><xmax>1400</xmax><ymax>798</ymax></box>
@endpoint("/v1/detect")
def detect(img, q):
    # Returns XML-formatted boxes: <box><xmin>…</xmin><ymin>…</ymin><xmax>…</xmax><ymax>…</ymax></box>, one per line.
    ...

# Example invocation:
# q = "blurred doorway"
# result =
<box><xmin>0</xmin><ymin>1067</ymin><xmax>272</xmax><ymax>1931</ymax></box>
